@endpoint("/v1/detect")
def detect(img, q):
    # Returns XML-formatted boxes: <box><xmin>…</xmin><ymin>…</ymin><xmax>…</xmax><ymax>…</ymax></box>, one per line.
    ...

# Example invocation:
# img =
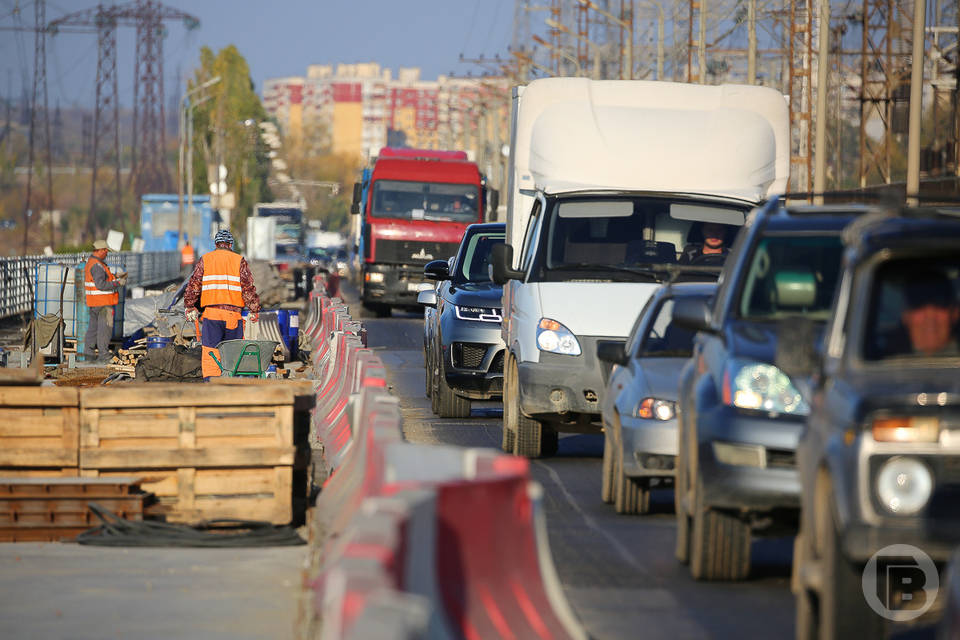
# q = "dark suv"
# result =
<box><xmin>671</xmin><ymin>200</ymin><xmax>872</xmax><ymax>580</ymax></box>
<box><xmin>790</xmin><ymin>208</ymin><xmax>960</xmax><ymax>638</ymax></box>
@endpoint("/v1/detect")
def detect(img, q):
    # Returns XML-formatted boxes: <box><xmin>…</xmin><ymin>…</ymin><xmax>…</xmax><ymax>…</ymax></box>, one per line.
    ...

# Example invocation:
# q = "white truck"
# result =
<box><xmin>491</xmin><ymin>78</ymin><xmax>789</xmax><ymax>457</ymax></box>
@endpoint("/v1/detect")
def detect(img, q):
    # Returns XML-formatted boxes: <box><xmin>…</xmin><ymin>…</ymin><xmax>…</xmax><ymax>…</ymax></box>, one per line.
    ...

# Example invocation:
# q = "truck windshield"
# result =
<box><xmin>543</xmin><ymin>197</ymin><xmax>745</xmax><ymax>280</ymax></box>
<box><xmin>863</xmin><ymin>256</ymin><xmax>960</xmax><ymax>361</ymax></box>
<box><xmin>371</xmin><ymin>180</ymin><xmax>479</xmax><ymax>222</ymax></box>
<box><xmin>737</xmin><ymin>235</ymin><xmax>844</xmax><ymax>320</ymax></box>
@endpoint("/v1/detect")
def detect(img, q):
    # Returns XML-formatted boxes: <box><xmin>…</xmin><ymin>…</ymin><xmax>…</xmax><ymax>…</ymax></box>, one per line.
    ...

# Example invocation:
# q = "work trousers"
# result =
<box><xmin>83</xmin><ymin>306</ymin><xmax>114</xmax><ymax>362</ymax></box>
<box><xmin>201</xmin><ymin>316</ymin><xmax>243</xmax><ymax>380</ymax></box>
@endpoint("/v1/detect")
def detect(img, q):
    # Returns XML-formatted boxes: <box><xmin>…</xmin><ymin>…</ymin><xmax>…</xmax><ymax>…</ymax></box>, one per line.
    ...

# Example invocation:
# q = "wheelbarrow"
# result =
<box><xmin>208</xmin><ymin>339</ymin><xmax>279</xmax><ymax>378</ymax></box>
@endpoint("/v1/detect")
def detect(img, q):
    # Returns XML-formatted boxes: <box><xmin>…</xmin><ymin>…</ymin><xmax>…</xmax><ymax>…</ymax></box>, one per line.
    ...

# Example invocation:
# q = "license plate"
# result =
<box><xmin>407</xmin><ymin>282</ymin><xmax>425</xmax><ymax>292</ymax></box>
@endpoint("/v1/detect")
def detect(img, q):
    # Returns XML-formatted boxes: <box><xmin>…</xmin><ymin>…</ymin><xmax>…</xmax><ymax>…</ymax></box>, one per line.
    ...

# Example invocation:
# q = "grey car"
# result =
<box><xmin>598</xmin><ymin>282</ymin><xmax>717</xmax><ymax>514</ymax></box>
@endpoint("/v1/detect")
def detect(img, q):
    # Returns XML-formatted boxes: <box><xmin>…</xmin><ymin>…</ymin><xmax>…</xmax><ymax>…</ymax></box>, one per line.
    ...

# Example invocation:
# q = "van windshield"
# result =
<box><xmin>542</xmin><ymin>197</ymin><xmax>745</xmax><ymax>281</ymax></box>
<box><xmin>371</xmin><ymin>180</ymin><xmax>479</xmax><ymax>222</ymax></box>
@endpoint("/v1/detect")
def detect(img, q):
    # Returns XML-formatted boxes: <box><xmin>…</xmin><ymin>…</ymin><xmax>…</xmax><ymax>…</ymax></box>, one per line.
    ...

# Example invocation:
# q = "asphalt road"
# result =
<box><xmin>356</xmin><ymin>304</ymin><xmax>797</xmax><ymax>640</ymax></box>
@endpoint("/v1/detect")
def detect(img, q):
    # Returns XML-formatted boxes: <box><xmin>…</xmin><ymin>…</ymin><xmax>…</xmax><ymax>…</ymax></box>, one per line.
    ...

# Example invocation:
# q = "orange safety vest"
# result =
<box><xmin>181</xmin><ymin>244</ymin><xmax>195</xmax><ymax>266</ymax></box>
<box><xmin>84</xmin><ymin>257</ymin><xmax>119</xmax><ymax>307</ymax></box>
<box><xmin>200</xmin><ymin>249</ymin><xmax>244</xmax><ymax>308</ymax></box>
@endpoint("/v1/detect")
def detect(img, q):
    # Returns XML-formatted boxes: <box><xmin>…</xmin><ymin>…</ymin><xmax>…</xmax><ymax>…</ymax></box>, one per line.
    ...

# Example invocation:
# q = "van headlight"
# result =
<box><xmin>536</xmin><ymin>318</ymin><xmax>581</xmax><ymax>356</ymax></box>
<box><xmin>722</xmin><ymin>360</ymin><xmax>809</xmax><ymax>416</ymax></box>
<box><xmin>875</xmin><ymin>456</ymin><xmax>933</xmax><ymax>515</ymax></box>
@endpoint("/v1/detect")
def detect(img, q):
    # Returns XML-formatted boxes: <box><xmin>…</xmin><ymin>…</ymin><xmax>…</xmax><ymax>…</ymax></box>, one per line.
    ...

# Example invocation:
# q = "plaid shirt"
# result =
<box><xmin>184</xmin><ymin>254</ymin><xmax>261</xmax><ymax>313</ymax></box>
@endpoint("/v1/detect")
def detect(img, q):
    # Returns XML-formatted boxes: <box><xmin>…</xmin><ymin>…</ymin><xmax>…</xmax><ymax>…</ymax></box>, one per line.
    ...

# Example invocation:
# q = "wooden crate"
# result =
<box><xmin>0</xmin><ymin>476</ymin><xmax>145</xmax><ymax>542</ymax></box>
<box><xmin>0</xmin><ymin>386</ymin><xmax>80</xmax><ymax>476</ymax></box>
<box><xmin>78</xmin><ymin>382</ymin><xmax>304</xmax><ymax>524</ymax></box>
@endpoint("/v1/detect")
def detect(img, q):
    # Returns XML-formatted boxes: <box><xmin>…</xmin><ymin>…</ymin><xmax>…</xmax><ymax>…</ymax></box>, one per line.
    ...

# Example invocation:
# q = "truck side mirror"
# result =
<box><xmin>350</xmin><ymin>182</ymin><xmax>361</xmax><ymax>215</ymax></box>
<box><xmin>671</xmin><ymin>297</ymin><xmax>714</xmax><ymax>333</ymax></box>
<box><xmin>487</xmin><ymin>189</ymin><xmax>500</xmax><ymax>222</ymax></box>
<box><xmin>491</xmin><ymin>244</ymin><xmax>524</xmax><ymax>285</ymax></box>
<box><xmin>424</xmin><ymin>259</ymin><xmax>449</xmax><ymax>281</ymax></box>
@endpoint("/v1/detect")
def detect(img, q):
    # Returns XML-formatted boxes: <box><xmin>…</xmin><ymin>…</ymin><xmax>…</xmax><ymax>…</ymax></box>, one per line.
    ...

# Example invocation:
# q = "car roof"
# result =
<box><xmin>757</xmin><ymin>203</ymin><xmax>872</xmax><ymax>233</ymax></box>
<box><xmin>842</xmin><ymin>209</ymin><xmax>960</xmax><ymax>254</ymax></box>
<box><xmin>464</xmin><ymin>222</ymin><xmax>506</xmax><ymax>234</ymax></box>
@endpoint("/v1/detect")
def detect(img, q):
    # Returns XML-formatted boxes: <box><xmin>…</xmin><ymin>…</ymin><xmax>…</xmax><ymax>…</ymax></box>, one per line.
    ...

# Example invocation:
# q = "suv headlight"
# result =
<box><xmin>455</xmin><ymin>306</ymin><xmax>502</xmax><ymax>323</ymax></box>
<box><xmin>722</xmin><ymin>360</ymin><xmax>809</xmax><ymax>416</ymax></box>
<box><xmin>876</xmin><ymin>456</ymin><xmax>933</xmax><ymax>515</ymax></box>
<box><xmin>633</xmin><ymin>398</ymin><xmax>676</xmax><ymax>420</ymax></box>
<box><xmin>536</xmin><ymin>318</ymin><xmax>581</xmax><ymax>356</ymax></box>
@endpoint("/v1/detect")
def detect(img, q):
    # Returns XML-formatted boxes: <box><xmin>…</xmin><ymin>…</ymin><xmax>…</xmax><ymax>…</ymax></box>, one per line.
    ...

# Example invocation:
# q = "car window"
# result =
<box><xmin>737</xmin><ymin>234</ymin><xmax>844</xmax><ymax>320</ymax></box>
<box><xmin>458</xmin><ymin>232</ymin><xmax>505</xmax><ymax>282</ymax></box>
<box><xmin>863</xmin><ymin>257</ymin><xmax>960</xmax><ymax>360</ymax></box>
<box><xmin>639</xmin><ymin>298</ymin><xmax>699</xmax><ymax>358</ymax></box>
<box><xmin>625</xmin><ymin>293</ymin><xmax>660</xmax><ymax>356</ymax></box>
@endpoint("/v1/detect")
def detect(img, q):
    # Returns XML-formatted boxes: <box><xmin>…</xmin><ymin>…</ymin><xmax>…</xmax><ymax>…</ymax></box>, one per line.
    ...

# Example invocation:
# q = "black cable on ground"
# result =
<box><xmin>76</xmin><ymin>503</ymin><xmax>306</xmax><ymax>548</ymax></box>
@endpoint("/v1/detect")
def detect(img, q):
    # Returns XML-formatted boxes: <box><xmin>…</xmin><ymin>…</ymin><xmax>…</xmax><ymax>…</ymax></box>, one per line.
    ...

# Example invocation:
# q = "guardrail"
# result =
<box><xmin>298</xmin><ymin>280</ymin><xmax>587</xmax><ymax>640</ymax></box>
<box><xmin>0</xmin><ymin>251</ymin><xmax>180</xmax><ymax>320</ymax></box>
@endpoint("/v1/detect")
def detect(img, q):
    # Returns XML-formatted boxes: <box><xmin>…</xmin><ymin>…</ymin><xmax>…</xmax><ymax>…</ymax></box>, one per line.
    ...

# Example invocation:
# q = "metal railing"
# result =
<box><xmin>0</xmin><ymin>251</ymin><xmax>180</xmax><ymax>320</ymax></box>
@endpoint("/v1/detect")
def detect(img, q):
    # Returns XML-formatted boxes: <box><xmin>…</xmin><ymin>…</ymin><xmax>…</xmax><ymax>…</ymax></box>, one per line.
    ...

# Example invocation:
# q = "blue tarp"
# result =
<box><xmin>140</xmin><ymin>194</ymin><xmax>215</xmax><ymax>256</ymax></box>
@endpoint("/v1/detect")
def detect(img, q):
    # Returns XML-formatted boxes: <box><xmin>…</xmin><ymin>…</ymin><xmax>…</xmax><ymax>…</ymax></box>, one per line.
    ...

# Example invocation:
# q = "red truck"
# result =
<box><xmin>351</xmin><ymin>147</ymin><xmax>494</xmax><ymax>316</ymax></box>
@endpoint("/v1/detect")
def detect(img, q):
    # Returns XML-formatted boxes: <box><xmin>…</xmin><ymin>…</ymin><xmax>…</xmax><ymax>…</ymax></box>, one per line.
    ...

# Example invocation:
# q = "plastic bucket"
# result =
<box><xmin>146</xmin><ymin>336</ymin><xmax>172</xmax><ymax>350</ymax></box>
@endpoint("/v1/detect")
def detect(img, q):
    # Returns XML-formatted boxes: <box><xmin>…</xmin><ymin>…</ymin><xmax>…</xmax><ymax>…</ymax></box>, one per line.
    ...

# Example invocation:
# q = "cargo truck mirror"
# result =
<box><xmin>350</xmin><ymin>182</ymin><xmax>362</xmax><ymax>215</ymax></box>
<box><xmin>424</xmin><ymin>260</ymin><xmax>449</xmax><ymax>281</ymax></box>
<box><xmin>487</xmin><ymin>189</ymin><xmax>500</xmax><ymax>222</ymax></box>
<box><xmin>596</xmin><ymin>340</ymin><xmax>629</xmax><ymax>366</ymax></box>
<box><xmin>671</xmin><ymin>297</ymin><xmax>714</xmax><ymax>334</ymax></box>
<box><xmin>491</xmin><ymin>244</ymin><xmax>523</xmax><ymax>284</ymax></box>
<box><xmin>417</xmin><ymin>289</ymin><xmax>438</xmax><ymax>308</ymax></box>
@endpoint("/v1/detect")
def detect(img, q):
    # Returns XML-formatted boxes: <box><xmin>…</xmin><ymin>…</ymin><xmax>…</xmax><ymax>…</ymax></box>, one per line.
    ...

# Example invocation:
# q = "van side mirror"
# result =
<box><xmin>671</xmin><ymin>297</ymin><xmax>714</xmax><ymax>333</ymax></box>
<box><xmin>596</xmin><ymin>340</ymin><xmax>629</xmax><ymax>366</ymax></box>
<box><xmin>424</xmin><ymin>260</ymin><xmax>449</xmax><ymax>281</ymax></box>
<box><xmin>491</xmin><ymin>244</ymin><xmax>524</xmax><ymax>285</ymax></box>
<box><xmin>350</xmin><ymin>182</ymin><xmax>362</xmax><ymax>215</ymax></box>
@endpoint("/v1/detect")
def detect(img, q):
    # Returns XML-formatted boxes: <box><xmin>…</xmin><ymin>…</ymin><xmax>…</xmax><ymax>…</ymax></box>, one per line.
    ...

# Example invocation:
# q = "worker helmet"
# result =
<box><xmin>214</xmin><ymin>229</ymin><xmax>234</xmax><ymax>247</ymax></box>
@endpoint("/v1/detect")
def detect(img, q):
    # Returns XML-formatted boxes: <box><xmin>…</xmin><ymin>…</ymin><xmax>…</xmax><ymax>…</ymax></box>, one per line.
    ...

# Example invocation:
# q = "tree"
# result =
<box><xmin>188</xmin><ymin>45</ymin><xmax>271</xmax><ymax>238</ymax></box>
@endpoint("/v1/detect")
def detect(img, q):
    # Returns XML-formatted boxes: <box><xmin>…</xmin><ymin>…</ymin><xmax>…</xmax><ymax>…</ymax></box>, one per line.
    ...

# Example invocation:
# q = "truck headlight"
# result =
<box><xmin>875</xmin><ymin>456</ymin><xmax>933</xmax><ymax>515</ymax></box>
<box><xmin>536</xmin><ymin>318</ymin><xmax>581</xmax><ymax>356</ymax></box>
<box><xmin>633</xmin><ymin>398</ymin><xmax>676</xmax><ymax>421</ymax></box>
<box><xmin>365</xmin><ymin>272</ymin><xmax>384</xmax><ymax>283</ymax></box>
<box><xmin>455</xmin><ymin>306</ymin><xmax>502</xmax><ymax>323</ymax></box>
<box><xmin>722</xmin><ymin>360</ymin><xmax>809</xmax><ymax>416</ymax></box>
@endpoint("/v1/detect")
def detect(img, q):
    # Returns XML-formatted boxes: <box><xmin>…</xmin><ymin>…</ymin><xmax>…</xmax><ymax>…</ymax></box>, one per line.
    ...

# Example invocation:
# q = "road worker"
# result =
<box><xmin>180</xmin><ymin>237</ymin><xmax>195</xmax><ymax>274</ymax></box>
<box><xmin>83</xmin><ymin>240</ymin><xmax>126</xmax><ymax>363</ymax></box>
<box><xmin>184</xmin><ymin>229</ymin><xmax>261</xmax><ymax>380</ymax></box>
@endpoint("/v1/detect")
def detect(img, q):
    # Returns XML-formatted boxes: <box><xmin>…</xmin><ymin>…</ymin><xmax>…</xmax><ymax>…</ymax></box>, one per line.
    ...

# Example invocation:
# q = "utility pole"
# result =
<box><xmin>747</xmin><ymin>0</ymin><xmax>757</xmax><ymax>84</ymax></box>
<box><xmin>177</xmin><ymin>75</ymin><xmax>220</xmax><ymax>250</ymax></box>
<box><xmin>23</xmin><ymin>0</ymin><xmax>54</xmax><ymax>253</ymax></box>
<box><xmin>906</xmin><ymin>0</ymin><xmax>927</xmax><ymax>205</ymax></box>
<box><xmin>814</xmin><ymin>0</ymin><xmax>831</xmax><ymax>204</ymax></box>
<box><xmin>698</xmin><ymin>0</ymin><xmax>707</xmax><ymax>83</ymax></box>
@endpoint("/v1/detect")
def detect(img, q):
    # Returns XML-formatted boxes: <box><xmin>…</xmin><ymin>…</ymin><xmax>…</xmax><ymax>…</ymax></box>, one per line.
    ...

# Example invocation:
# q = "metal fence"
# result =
<box><xmin>0</xmin><ymin>251</ymin><xmax>180</xmax><ymax>321</ymax></box>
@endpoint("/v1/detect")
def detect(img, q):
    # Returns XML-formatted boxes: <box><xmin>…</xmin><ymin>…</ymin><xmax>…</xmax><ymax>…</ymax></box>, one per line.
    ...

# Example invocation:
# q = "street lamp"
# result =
<box><xmin>576</xmin><ymin>0</ymin><xmax>634</xmax><ymax>80</ymax></box>
<box><xmin>177</xmin><ymin>75</ymin><xmax>221</xmax><ymax>250</ymax></box>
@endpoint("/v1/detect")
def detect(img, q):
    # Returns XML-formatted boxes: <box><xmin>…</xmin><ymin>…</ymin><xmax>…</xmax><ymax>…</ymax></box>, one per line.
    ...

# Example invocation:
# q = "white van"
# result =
<box><xmin>491</xmin><ymin>78</ymin><xmax>789</xmax><ymax>457</ymax></box>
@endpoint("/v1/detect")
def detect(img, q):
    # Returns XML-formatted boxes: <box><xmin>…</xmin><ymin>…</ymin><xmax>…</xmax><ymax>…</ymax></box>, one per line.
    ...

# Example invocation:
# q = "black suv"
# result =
<box><xmin>672</xmin><ymin>199</ymin><xmax>872</xmax><ymax>580</ymax></box>
<box><xmin>790</xmin><ymin>208</ymin><xmax>960</xmax><ymax>638</ymax></box>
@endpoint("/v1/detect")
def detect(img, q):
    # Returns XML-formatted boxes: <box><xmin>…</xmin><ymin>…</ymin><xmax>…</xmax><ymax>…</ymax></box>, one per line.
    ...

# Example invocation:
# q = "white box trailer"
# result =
<box><xmin>495</xmin><ymin>78</ymin><xmax>789</xmax><ymax>457</ymax></box>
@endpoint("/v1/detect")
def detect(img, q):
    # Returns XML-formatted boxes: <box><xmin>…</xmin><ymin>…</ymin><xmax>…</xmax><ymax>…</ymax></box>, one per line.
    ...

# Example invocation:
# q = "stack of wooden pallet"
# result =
<box><xmin>109</xmin><ymin>343</ymin><xmax>147</xmax><ymax>375</ymax></box>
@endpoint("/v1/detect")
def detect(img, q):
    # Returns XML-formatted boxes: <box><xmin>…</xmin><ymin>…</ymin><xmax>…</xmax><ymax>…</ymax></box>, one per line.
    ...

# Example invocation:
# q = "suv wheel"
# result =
<box><xmin>436</xmin><ymin>367</ymin><xmax>471</xmax><ymax>418</ymax></box>
<box><xmin>814</xmin><ymin>473</ymin><xmax>884</xmax><ymax>640</ymax></box>
<box><xmin>793</xmin><ymin>532</ymin><xmax>817</xmax><ymax>640</ymax></box>
<box><xmin>507</xmin><ymin>356</ymin><xmax>558</xmax><ymax>458</ymax></box>
<box><xmin>501</xmin><ymin>355</ymin><xmax>518</xmax><ymax>453</ymax></box>
<box><xmin>601</xmin><ymin>430</ymin><xmax>615</xmax><ymax>504</ymax></box>
<box><xmin>424</xmin><ymin>346</ymin><xmax>433</xmax><ymax>399</ymax></box>
<box><xmin>690</xmin><ymin>475</ymin><xmax>751</xmax><ymax>581</ymax></box>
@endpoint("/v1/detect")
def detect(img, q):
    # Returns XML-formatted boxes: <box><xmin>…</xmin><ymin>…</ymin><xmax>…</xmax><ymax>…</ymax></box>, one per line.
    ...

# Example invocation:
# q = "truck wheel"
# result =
<box><xmin>507</xmin><ymin>357</ymin><xmax>557</xmax><ymax>458</ymax></box>
<box><xmin>815</xmin><ymin>473</ymin><xmax>884</xmax><ymax>640</ymax></box>
<box><xmin>690</xmin><ymin>475</ymin><xmax>751</xmax><ymax>581</ymax></box>
<box><xmin>601</xmin><ymin>430</ymin><xmax>615</xmax><ymax>504</ymax></box>
<box><xmin>436</xmin><ymin>369</ymin><xmax>471</xmax><ymax>418</ymax></box>
<box><xmin>614</xmin><ymin>446</ymin><xmax>651</xmax><ymax>515</ymax></box>
<box><xmin>501</xmin><ymin>355</ymin><xmax>518</xmax><ymax>453</ymax></box>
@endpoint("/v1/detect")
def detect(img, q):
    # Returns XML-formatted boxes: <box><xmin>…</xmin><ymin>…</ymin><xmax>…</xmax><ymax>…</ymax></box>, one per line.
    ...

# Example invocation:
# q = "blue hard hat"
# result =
<box><xmin>214</xmin><ymin>229</ymin><xmax>234</xmax><ymax>246</ymax></box>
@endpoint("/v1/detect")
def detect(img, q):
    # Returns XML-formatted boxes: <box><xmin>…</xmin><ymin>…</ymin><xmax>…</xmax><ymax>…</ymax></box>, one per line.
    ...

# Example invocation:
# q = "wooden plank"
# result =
<box><xmin>0</xmin><ymin>413</ymin><xmax>66</xmax><ymax>436</ymax></box>
<box><xmin>272</xmin><ymin>466</ymin><xmax>292</xmax><ymax>523</ymax></box>
<box><xmin>177</xmin><ymin>468</ymin><xmax>195</xmax><ymax>512</ymax></box>
<box><xmin>194</xmin><ymin>417</ymin><xmax>282</xmax><ymax>439</ymax></box>
<box><xmin>194</xmin><ymin>468</ymin><xmax>277</xmax><ymax>495</ymax></box>
<box><xmin>98</xmin><ymin>470</ymin><xmax>177</xmax><ymax>497</ymax></box>
<box><xmin>61</xmin><ymin>407</ymin><xmax>78</xmax><ymax>459</ymax></box>
<box><xmin>0</xmin><ymin>386</ymin><xmax>78</xmax><ymax>406</ymax></box>
<box><xmin>0</xmin><ymin>437</ymin><xmax>73</xmax><ymax>449</ymax></box>
<box><xmin>80</xmin><ymin>408</ymin><xmax>100</xmax><ymax>448</ymax></box>
<box><xmin>0</xmin><ymin>449</ymin><xmax>77</xmax><ymax>467</ymax></box>
<box><xmin>80</xmin><ymin>384</ymin><xmax>295</xmax><ymax>409</ymax></box>
<box><xmin>0</xmin><ymin>469</ymin><xmax>79</xmax><ymax>478</ymax></box>
<box><xmin>96</xmin><ymin>438</ymin><xmax>180</xmax><ymax>450</ymax></box>
<box><xmin>80</xmin><ymin>447</ymin><xmax>295</xmax><ymax>469</ymax></box>
<box><xmin>96</xmin><ymin>418</ymin><xmax>180</xmax><ymax>439</ymax></box>
<box><xmin>165</xmin><ymin>496</ymin><xmax>289</xmax><ymax>524</ymax></box>
<box><xmin>178</xmin><ymin>406</ymin><xmax>196</xmax><ymax>449</ymax></box>
<box><xmin>195</xmin><ymin>436</ymin><xmax>280</xmax><ymax>449</ymax></box>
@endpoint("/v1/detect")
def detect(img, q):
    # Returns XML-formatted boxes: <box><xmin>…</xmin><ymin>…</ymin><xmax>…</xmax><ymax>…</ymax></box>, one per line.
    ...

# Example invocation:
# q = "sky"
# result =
<box><xmin>1</xmin><ymin>0</ymin><xmax>515</xmax><ymax>109</ymax></box>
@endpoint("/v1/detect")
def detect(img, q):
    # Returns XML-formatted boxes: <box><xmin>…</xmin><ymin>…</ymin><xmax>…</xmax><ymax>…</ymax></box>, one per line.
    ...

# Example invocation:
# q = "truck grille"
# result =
<box><xmin>374</xmin><ymin>239</ymin><xmax>459</xmax><ymax>265</ymax></box>
<box><xmin>453</xmin><ymin>343</ymin><xmax>487</xmax><ymax>369</ymax></box>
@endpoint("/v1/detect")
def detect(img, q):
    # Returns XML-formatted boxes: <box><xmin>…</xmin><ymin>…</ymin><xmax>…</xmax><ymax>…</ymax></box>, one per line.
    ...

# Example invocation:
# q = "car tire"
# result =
<box><xmin>430</xmin><ymin>343</ymin><xmax>441</xmax><ymax>416</ymax></box>
<box><xmin>793</xmin><ymin>532</ymin><xmax>818</xmax><ymax>640</ymax></box>
<box><xmin>424</xmin><ymin>347</ymin><xmax>433</xmax><ymax>399</ymax></box>
<box><xmin>674</xmin><ymin>411</ymin><xmax>691</xmax><ymax>564</ymax></box>
<box><xmin>814</xmin><ymin>473</ymin><xmax>884</xmax><ymax>640</ymax></box>
<box><xmin>612</xmin><ymin>424</ymin><xmax>650</xmax><ymax>514</ymax></box>
<box><xmin>501</xmin><ymin>354</ymin><xmax>518</xmax><ymax>453</ymax></box>
<box><xmin>690</xmin><ymin>475</ymin><xmax>751</xmax><ymax>581</ymax></box>
<box><xmin>436</xmin><ymin>368</ymin><xmax>471</xmax><ymax>418</ymax></box>
<box><xmin>507</xmin><ymin>357</ymin><xmax>557</xmax><ymax>458</ymax></box>
<box><xmin>601</xmin><ymin>430</ymin><xmax>615</xmax><ymax>504</ymax></box>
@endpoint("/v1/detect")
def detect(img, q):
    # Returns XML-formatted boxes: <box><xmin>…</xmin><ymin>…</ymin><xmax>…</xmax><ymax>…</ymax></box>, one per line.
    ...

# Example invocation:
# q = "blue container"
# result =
<box><xmin>287</xmin><ymin>310</ymin><xmax>299</xmax><ymax>360</ymax></box>
<box><xmin>147</xmin><ymin>336</ymin><xmax>172</xmax><ymax>350</ymax></box>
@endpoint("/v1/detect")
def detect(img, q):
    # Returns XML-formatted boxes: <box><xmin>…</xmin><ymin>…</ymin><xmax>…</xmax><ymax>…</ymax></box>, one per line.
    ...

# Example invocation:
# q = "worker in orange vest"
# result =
<box><xmin>83</xmin><ymin>240</ymin><xmax>127</xmax><ymax>363</ymax></box>
<box><xmin>180</xmin><ymin>238</ymin><xmax>195</xmax><ymax>272</ymax></box>
<box><xmin>183</xmin><ymin>229</ymin><xmax>261</xmax><ymax>380</ymax></box>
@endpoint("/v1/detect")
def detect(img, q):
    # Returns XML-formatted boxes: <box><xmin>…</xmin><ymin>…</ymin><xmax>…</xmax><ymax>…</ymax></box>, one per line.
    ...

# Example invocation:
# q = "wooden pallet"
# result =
<box><xmin>0</xmin><ymin>387</ymin><xmax>80</xmax><ymax>476</ymax></box>
<box><xmin>0</xmin><ymin>476</ymin><xmax>145</xmax><ymax>542</ymax></box>
<box><xmin>77</xmin><ymin>382</ymin><xmax>310</xmax><ymax>524</ymax></box>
